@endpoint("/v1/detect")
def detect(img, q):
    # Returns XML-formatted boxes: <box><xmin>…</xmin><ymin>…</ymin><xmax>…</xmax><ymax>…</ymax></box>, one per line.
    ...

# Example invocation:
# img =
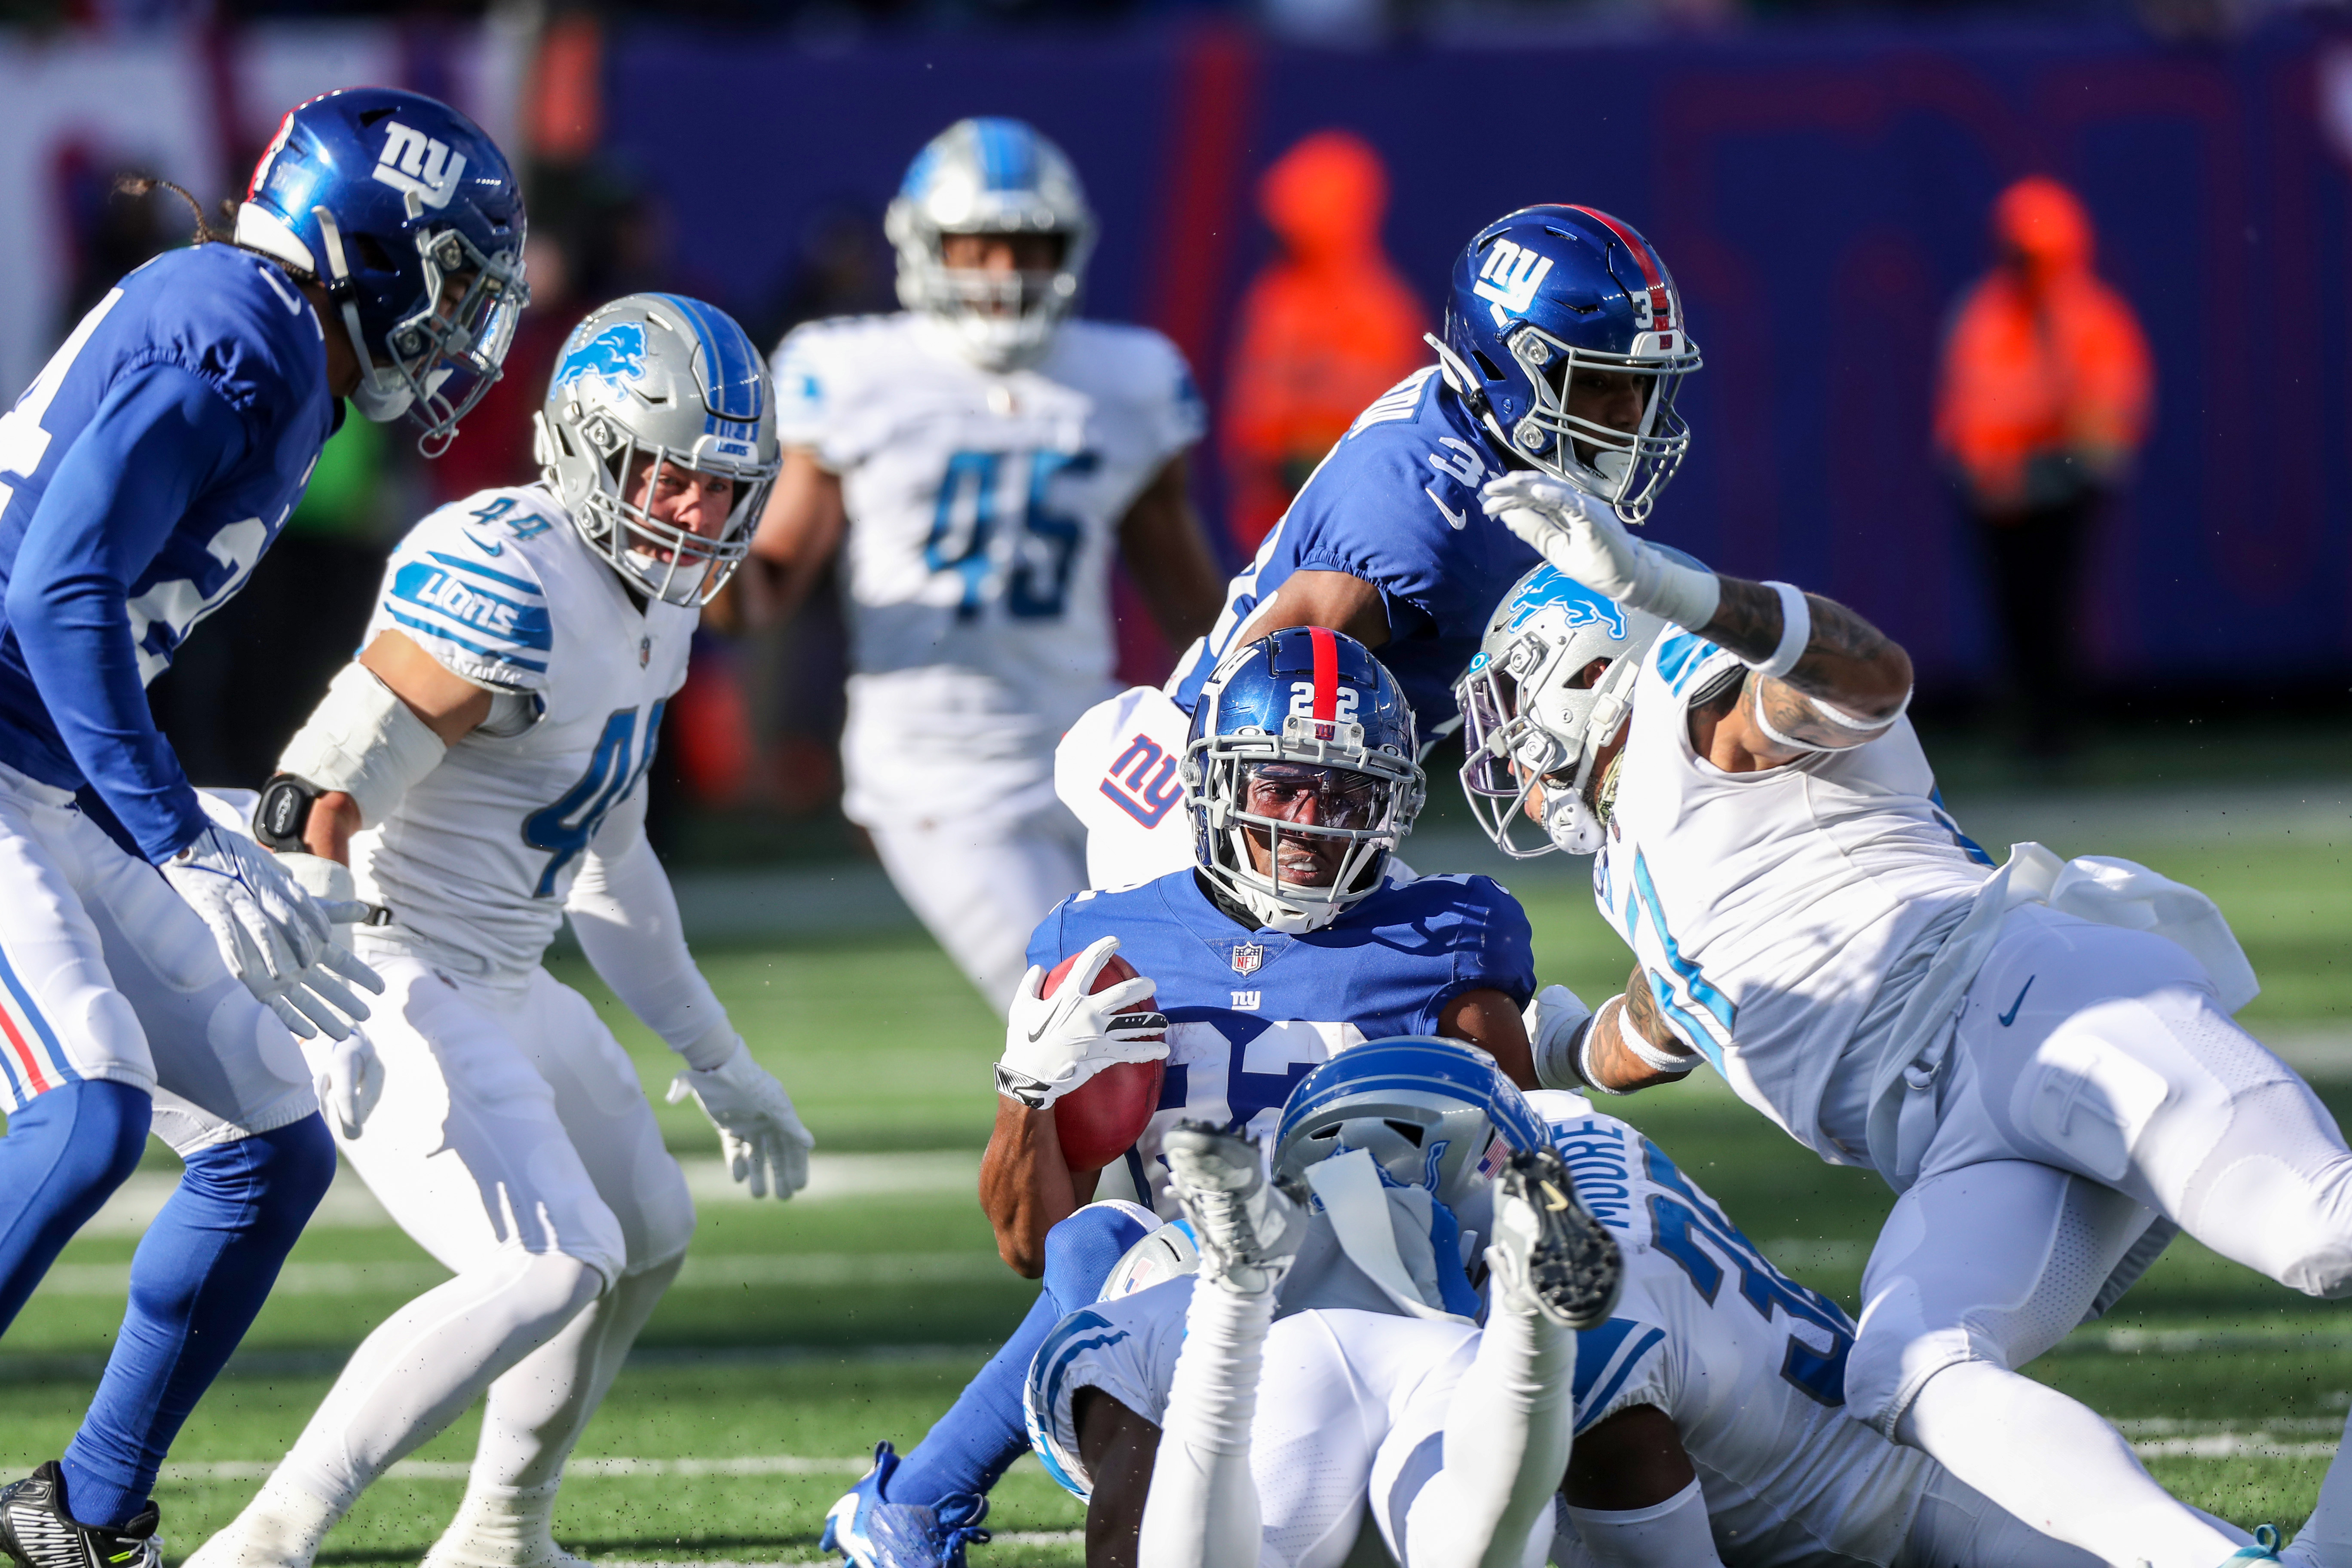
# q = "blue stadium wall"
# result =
<box><xmin>607</xmin><ymin>20</ymin><xmax>2352</xmax><ymax>690</ymax></box>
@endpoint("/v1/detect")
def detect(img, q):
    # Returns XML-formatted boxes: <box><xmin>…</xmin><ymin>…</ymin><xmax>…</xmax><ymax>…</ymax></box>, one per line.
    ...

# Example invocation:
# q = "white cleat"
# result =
<box><xmin>1163</xmin><ymin>1121</ymin><xmax>1304</xmax><ymax>1296</ymax></box>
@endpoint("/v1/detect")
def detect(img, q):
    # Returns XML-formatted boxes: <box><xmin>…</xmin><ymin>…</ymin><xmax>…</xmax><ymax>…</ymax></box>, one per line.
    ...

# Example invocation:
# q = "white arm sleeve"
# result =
<box><xmin>566</xmin><ymin>799</ymin><xmax>733</xmax><ymax>1071</ymax></box>
<box><xmin>1137</xmin><ymin>1280</ymin><xmax>1276</xmax><ymax>1568</ymax></box>
<box><xmin>1558</xmin><ymin>1478</ymin><xmax>1723</xmax><ymax>1568</ymax></box>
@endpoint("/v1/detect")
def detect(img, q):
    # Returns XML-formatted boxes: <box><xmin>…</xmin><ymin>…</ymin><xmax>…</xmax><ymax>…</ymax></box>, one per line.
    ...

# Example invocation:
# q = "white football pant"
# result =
<box><xmin>271</xmin><ymin>952</ymin><xmax>694</xmax><ymax>1519</ymax></box>
<box><xmin>0</xmin><ymin>761</ymin><xmax>313</xmax><ymax>1148</ymax></box>
<box><xmin>1850</xmin><ymin>906</ymin><xmax>2347</xmax><ymax>1568</ymax></box>
<box><xmin>864</xmin><ymin>799</ymin><xmax>1088</xmax><ymax>1014</ymax></box>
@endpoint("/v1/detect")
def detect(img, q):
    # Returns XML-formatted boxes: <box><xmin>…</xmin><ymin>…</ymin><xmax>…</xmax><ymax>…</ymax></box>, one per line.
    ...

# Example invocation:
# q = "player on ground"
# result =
<box><xmin>1062</xmin><ymin>202</ymin><xmax>1702</xmax><ymax>888</ymax></box>
<box><xmin>821</xmin><ymin>628</ymin><xmax>1544</xmax><ymax>1568</ymax></box>
<box><xmin>0</xmin><ymin>88</ymin><xmax>524</xmax><ymax>1568</ymax></box>
<box><xmin>751</xmin><ymin>117</ymin><xmax>1225</xmax><ymax>1011</ymax></box>
<box><xmin>184</xmin><ymin>296</ymin><xmax>814</xmax><ymax>1568</ymax></box>
<box><xmin>1473</xmin><ymin>478</ymin><xmax>2309</xmax><ymax>1567</ymax></box>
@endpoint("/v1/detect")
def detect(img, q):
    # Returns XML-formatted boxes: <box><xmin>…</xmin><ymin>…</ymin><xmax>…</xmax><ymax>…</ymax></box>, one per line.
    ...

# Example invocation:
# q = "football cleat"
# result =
<box><xmin>1163</xmin><ymin>1121</ymin><xmax>1304</xmax><ymax>1296</ymax></box>
<box><xmin>820</xmin><ymin>1443</ymin><xmax>990</xmax><ymax>1568</ymax></box>
<box><xmin>0</xmin><ymin>1463</ymin><xmax>162</xmax><ymax>1568</ymax></box>
<box><xmin>1488</xmin><ymin>1146</ymin><xmax>1624</xmax><ymax>1331</ymax></box>
<box><xmin>2220</xmin><ymin>1525</ymin><xmax>2282</xmax><ymax>1564</ymax></box>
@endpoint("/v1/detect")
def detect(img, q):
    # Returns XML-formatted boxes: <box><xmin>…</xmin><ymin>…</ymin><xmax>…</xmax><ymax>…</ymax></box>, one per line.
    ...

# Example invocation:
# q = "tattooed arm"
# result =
<box><xmin>1689</xmin><ymin>577</ymin><xmax>1914</xmax><ymax>770</ymax></box>
<box><xmin>1576</xmin><ymin>965</ymin><xmax>1700</xmax><ymax>1095</ymax></box>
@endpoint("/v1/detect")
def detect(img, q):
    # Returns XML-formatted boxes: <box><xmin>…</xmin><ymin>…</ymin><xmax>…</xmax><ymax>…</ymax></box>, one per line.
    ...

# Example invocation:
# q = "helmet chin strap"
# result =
<box><xmin>311</xmin><ymin>205</ymin><xmax>412</xmax><ymax>423</ymax></box>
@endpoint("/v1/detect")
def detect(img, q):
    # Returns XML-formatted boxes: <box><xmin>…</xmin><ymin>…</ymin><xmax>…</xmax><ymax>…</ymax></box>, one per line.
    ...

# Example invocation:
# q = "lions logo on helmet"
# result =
<box><xmin>534</xmin><ymin>294</ymin><xmax>780</xmax><ymax>607</ymax></box>
<box><xmin>885</xmin><ymin>117</ymin><xmax>1097</xmax><ymax>372</ymax></box>
<box><xmin>1183</xmin><ymin>627</ymin><xmax>1423</xmax><ymax>935</ymax></box>
<box><xmin>1456</xmin><ymin>562</ymin><xmax>1666</xmax><ymax>859</ymax></box>
<box><xmin>235</xmin><ymin>87</ymin><xmax>529</xmax><ymax>455</ymax></box>
<box><xmin>1430</xmin><ymin>204</ymin><xmax>1701</xmax><ymax>524</ymax></box>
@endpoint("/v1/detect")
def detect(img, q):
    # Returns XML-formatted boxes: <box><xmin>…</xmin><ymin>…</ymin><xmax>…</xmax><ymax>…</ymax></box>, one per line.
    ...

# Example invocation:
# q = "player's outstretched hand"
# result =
<box><xmin>998</xmin><ymin>935</ymin><xmax>1170</xmax><ymax>1109</ymax></box>
<box><xmin>163</xmin><ymin>826</ymin><xmax>383</xmax><ymax>1041</ymax></box>
<box><xmin>1480</xmin><ymin>472</ymin><xmax>1720</xmax><ymax>631</ymax></box>
<box><xmin>668</xmin><ymin>1039</ymin><xmax>815</xmax><ymax>1200</ymax></box>
<box><xmin>312</xmin><ymin>1031</ymin><xmax>384</xmax><ymax>1139</ymax></box>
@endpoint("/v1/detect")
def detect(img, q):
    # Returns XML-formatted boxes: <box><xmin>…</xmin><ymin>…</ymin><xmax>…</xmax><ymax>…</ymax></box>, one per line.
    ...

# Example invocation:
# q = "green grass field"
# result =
<box><xmin>1</xmin><ymin>778</ymin><xmax>2345</xmax><ymax>1566</ymax></box>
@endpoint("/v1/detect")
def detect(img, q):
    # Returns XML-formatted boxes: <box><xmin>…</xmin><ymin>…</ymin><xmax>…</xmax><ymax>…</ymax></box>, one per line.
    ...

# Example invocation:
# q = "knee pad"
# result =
<box><xmin>181</xmin><ymin>1114</ymin><xmax>337</xmax><ymax>1247</ymax></box>
<box><xmin>505</xmin><ymin>1251</ymin><xmax>605</xmax><ymax>1322</ymax></box>
<box><xmin>0</xmin><ymin>1079</ymin><xmax>150</xmax><ymax>1232</ymax></box>
<box><xmin>1041</xmin><ymin>1200</ymin><xmax>1159</xmax><ymax>1313</ymax></box>
<box><xmin>1846</xmin><ymin>1286</ymin><xmax>1984</xmax><ymax>1439</ymax></box>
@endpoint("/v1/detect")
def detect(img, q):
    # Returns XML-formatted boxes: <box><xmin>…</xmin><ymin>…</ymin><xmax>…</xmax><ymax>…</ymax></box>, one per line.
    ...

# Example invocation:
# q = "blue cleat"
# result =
<box><xmin>821</xmin><ymin>1443</ymin><xmax>992</xmax><ymax>1568</ymax></box>
<box><xmin>2223</xmin><ymin>1525</ymin><xmax>2284</xmax><ymax>1564</ymax></box>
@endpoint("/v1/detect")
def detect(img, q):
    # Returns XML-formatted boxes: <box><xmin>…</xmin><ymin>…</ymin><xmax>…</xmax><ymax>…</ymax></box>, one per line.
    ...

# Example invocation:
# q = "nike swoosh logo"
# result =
<box><xmin>1425</xmin><ymin>485</ymin><xmax>1467</xmax><ymax>530</ymax></box>
<box><xmin>462</xmin><ymin>530</ymin><xmax>504</xmax><ymax>556</ymax></box>
<box><xmin>1998</xmin><ymin>976</ymin><xmax>2035</xmax><ymax>1027</ymax></box>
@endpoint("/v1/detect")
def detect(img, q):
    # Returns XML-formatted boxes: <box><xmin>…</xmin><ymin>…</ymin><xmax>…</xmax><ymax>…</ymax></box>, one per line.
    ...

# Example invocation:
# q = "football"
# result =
<box><xmin>1042</xmin><ymin>949</ymin><xmax>1167</xmax><ymax>1171</ymax></box>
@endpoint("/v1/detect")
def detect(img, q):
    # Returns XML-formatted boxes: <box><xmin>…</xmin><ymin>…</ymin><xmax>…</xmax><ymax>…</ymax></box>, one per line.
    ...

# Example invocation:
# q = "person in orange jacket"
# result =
<box><xmin>1222</xmin><ymin>130</ymin><xmax>1430</xmax><ymax>552</ymax></box>
<box><xmin>1936</xmin><ymin>175</ymin><xmax>2153</xmax><ymax>759</ymax></box>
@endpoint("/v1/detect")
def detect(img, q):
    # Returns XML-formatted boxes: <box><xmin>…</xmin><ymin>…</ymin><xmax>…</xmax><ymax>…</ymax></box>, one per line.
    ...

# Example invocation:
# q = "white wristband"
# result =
<box><xmin>1748</xmin><ymin>582</ymin><xmax>1810</xmax><ymax>678</ymax></box>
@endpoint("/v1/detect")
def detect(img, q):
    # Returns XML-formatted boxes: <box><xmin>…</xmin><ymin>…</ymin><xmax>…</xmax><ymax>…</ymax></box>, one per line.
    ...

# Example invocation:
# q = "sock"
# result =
<box><xmin>2281</xmin><ymin>1407</ymin><xmax>2352</xmax><ymax>1568</ymax></box>
<box><xmin>276</xmin><ymin>1251</ymin><xmax>601</xmax><ymax>1513</ymax></box>
<box><xmin>187</xmin><ymin>1472</ymin><xmax>345</xmax><ymax>1568</ymax></box>
<box><xmin>1138</xmin><ymin>1277</ymin><xmax>1273</xmax><ymax>1568</ymax></box>
<box><xmin>1403</xmin><ymin>1295</ymin><xmax>1576</xmax><ymax>1568</ymax></box>
<box><xmin>61</xmin><ymin>1115</ymin><xmax>336</xmax><ymax>1528</ymax></box>
<box><xmin>1899</xmin><ymin>1360</ymin><xmax>2249</xmax><ymax>1568</ymax></box>
<box><xmin>467</xmin><ymin>1256</ymin><xmax>683</xmax><ymax>1494</ymax></box>
<box><xmin>890</xmin><ymin>1202</ymin><xmax>1152</xmax><ymax>1505</ymax></box>
<box><xmin>0</xmin><ymin>1081</ymin><xmax>150</xmax><ymax>1336</ymax></box>
<box><xmin>426</xmin><ymin>1480</ymin><xmax>568</xmax><ymax>1568</ymax></box>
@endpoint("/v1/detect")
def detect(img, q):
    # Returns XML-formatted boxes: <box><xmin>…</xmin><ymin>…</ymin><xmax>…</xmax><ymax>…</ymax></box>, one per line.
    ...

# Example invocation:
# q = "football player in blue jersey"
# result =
<box><xmin>1060</xmin><ymin>202</ymin><xmax>1702</xmax><ymax>888</ymax></box>
<box><xmin>821</xmin><ymin>625</ymin><xmax>1544</xmax><ymax>1568</ymax></box>
<box><xmin>0</xmin><ymin>88</ymin><xmax>523</xmax><ymax>1568</ymax></box>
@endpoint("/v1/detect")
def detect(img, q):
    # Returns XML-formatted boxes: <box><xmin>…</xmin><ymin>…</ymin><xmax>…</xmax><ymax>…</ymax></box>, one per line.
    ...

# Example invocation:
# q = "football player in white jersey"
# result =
<box><xmin>185</xmin><ymin>295</ymin><xmax>815</xmax><ymax>1568</ymax></box>
<box><xmin>1459</xmin><ymin>485</ymin><xmax>2330</xmax><ymax>1568</ymax></box>
<box><xmin>750</xmin><ymin>116</ymin><xmax>1224</xmax><ymax>1011</ymax></box>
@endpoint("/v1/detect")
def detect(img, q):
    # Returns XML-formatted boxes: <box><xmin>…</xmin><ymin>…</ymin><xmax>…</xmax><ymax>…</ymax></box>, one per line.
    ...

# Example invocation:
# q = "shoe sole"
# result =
<box><xmin>1506</xmin><ymin>1147</ymin><xmax>1624</xmax><ymax>1331</ymax></box>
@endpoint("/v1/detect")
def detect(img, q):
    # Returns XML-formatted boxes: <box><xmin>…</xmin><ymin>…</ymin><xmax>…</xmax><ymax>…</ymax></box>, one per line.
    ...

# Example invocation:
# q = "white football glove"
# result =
<box><xmin>997</xmin><ymin>935</ymin><xmax>1169</xmax><ymax>1109</ymax></box>
<box><xmin>1523</xmin><ymin>983</ymin><xmax>1596</xmax><ymax>1094</ymax></box>
<box><xmin>161</xmin><ymin>825</ymin><xmax>383</xmax><ymax>1041</ymax></box>
<box><xmin>312</xmin><ymin>1030</ymin><xmax>384</xmax><ymax>1138</ymax></box>
<box><xmin>1481</xmin><ymin>471</ymin><xmax>1721</xmax><ymax>631</ymax></box>
<box><xmin>668</xmin><ymin>1038</ymin><xmax>814</xmax><ymax>1200</ymax></box>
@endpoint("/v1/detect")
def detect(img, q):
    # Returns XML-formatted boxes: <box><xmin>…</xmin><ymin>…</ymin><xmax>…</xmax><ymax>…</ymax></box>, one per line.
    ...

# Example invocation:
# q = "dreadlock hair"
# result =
<box><xmin>112</xmin><ymin>174</ymin><xmax>227</xmax><ymax>244</ymax></box>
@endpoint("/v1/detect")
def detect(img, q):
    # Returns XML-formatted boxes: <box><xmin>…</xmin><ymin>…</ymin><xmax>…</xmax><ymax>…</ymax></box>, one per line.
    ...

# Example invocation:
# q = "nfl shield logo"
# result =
<box><xmin>1229</xmin><ymin>943</ymin><xmax>1265</xmax><ymax>977</ymax></box>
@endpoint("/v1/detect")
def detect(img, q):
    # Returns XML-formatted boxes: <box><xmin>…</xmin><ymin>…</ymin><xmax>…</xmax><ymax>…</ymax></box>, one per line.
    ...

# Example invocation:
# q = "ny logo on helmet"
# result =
<box><xmin>373</xmin><ymin>122</ymin><xmax>468</xmax><ymax>210</ymax></box>
<box><xmin>1473</xmin><ymin>239</ymin><xmax>1555</xmax><ymax>328</ymax></box>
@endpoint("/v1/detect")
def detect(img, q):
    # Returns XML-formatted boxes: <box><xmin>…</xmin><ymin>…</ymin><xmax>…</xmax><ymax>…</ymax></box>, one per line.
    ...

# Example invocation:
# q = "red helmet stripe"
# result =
<box><xmin>1564</xmin><ymin>205</ymin><xmax>1674</xmax><ymax>331</ymax></box>
<box><xmin>1308</xmin><ymin>625</ymin><xmax>1339</xmax><ymax>720</ymax></box>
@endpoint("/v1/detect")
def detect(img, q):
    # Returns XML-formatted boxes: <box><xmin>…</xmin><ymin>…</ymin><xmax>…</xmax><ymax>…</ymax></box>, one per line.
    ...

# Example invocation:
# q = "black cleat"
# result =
<box><xmin>1491</xmin><ymin>1145</ymin><xmax>1625</xmax><ymax>1330</ymax></box>
<box><xmin>0</xmin><ymin>1464</ymin><xmax>161</xmax><ymax>1568</ymax></box>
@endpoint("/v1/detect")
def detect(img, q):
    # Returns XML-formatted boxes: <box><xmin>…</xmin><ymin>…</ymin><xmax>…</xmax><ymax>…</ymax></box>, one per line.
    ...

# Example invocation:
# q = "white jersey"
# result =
<box><xmin>772</xmin><ymin>313</ymin><xmax>1203</xmax><ymax>826</ymax></box>
<box><xmin>350</xmin><ymin>484</ymin><xmax>695</xmax><ymax>980</ymax></box>
<box><xmin>1595</xmin><ymin>633</ymin><xmax>1994</xmax><ymax>1164</ymax></box>
<box><xmin>1534</xmin><ymin>1092</ymin><xmax>1932</xmax><ymax>1568</ymax></box>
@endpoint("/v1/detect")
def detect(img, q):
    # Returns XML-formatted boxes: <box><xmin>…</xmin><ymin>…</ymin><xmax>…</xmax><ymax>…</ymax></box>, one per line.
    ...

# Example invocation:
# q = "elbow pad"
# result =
<box><xmin>275</xmin><ymin>663</ymin><xmax>448</xmax><ymax>830</ymax></box>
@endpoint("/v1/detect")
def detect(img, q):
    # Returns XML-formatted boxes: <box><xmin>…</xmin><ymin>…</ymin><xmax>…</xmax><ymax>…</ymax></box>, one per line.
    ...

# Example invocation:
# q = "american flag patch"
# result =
<box><xmin>1474</xmin><ymin>1134</ymin><xmax>1512</xmax><ymax>1181</ymax></box>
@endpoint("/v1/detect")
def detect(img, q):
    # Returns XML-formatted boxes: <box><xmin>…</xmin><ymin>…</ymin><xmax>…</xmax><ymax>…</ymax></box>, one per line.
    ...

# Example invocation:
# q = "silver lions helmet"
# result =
<box><xmin>1455</xmin><ymin>562</ymin><xmax>1664</xmax><ymax>858</ymax></box>
<box><xmin>885</xmin><ymin>117</ymin><xmax>1096</xmax><ymax>371</ymax></box>
<box><xmin>534</xmin><ymin>293</ymin><xmax>779</xmax><ymax>606</ymax></box>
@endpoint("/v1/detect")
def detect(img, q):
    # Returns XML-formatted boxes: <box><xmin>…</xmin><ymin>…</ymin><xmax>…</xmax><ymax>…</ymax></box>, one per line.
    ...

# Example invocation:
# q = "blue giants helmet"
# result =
<box><xmin>1274</xmin><ymin>1036</ymin><xmax>1550</xmax><ymax>1238</ymax></box>
<box><xmin>236</xmin><ymin>88</ymin><xmax>527</xmax><ymax>455</ymax></box>
<box><xmin>1433</xmin><ymin>204</ymin><xmax>1701</xmax><ymax>524</ymax></box>
<box><xmin>1182</xmin><ymin>627</ymin><xmax>1424</xmax><ymax>934</ymax></box>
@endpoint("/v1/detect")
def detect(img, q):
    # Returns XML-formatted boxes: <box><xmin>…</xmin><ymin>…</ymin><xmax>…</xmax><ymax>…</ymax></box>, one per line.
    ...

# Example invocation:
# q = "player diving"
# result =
<box><xmin>1455</xmin><ymin>475</ymin><xmax>2331</xmax><ymax>1567</ymax></box>
<box><xmin>751</xmin><ymin>116</ymin><xmax>1225</xmax><ymax>1012</ymax></box>
<box><xmin>185</xmin><ymin>295</ymin><xmax>813</xmax><ymax>1568</ymax></box>
<box><xmin>822</xmin><ymin>626</ymin><xmax>1550</xmax><ymax>1568</ymax></box>
<box><xmin>1061</xmin><ymin>201</ymin><xmax>1701</xmax><ymax>889</ymax></box>
<box><xmin>0</xmin><ymin>88</ymin><xmax>524</xmax><ymax>1568</ymax></box>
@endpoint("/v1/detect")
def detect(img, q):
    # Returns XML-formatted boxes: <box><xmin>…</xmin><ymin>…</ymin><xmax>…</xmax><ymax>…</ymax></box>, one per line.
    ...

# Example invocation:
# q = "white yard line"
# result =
<box><xmin>162</xmin><ymin>1454</ymin><xmax>1048</xmax><ymax>1484</ymax></box>
<box><xmin>37</xmin><ymin>1249</ymin><xmax>1016</xmax><ymax>1299</ymax></box>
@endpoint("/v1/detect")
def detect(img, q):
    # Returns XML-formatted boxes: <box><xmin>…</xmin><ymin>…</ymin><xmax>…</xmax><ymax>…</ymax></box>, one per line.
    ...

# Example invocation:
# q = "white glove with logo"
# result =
<box><xmin>668</xmin><ymin>1038</ymin><xmax>815</xmax><ymax>1199</ymax></box>
<box><xmin>997</xmin><ymin>935</ymin><xmax>1170</xmax><ymax>1109</ymax></box>
<box><xmin>1482</xmin><ymin>471</ymin><xmax>1721</xmax><ymax>631</ymax></box>
<box><xmin>1523</xmin><ymin>983</ymin><xmax>1596</xmax><ymax>1094</ymax></box>
<box><xmin>162</xmin><ymin>825</ymin><xmax>384</xmax><ymax>1041</ymax></box>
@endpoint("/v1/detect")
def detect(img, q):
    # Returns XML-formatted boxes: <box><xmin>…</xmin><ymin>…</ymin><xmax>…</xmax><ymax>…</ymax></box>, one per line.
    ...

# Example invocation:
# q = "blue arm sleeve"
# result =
<box><xmin>3</xmin><ymin>365</ymin><xmax>248</xmax><ymax>862</ymax></box>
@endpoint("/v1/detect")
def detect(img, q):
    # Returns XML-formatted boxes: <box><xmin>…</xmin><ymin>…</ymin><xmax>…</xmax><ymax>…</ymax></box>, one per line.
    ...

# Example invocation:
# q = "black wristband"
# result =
<box><xmin>254</xmin><ymin>773</ymin><xmax>324</xmax><ymax>852</ymax></box>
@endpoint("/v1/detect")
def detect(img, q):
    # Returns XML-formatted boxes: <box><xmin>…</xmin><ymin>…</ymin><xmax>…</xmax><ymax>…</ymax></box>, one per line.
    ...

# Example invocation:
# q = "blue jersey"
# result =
<box><xmin>1167</xmin><ymin>368</ymin><xmax>1538</xmax><ymax>731</ymax></box>
<box><xmin>1029</xmin><ymin>866</ymin><xmax>1536</xmax><ymax>1212</ymax></box>
<box><xmin>0</xmin><ymin>245</ymin><xmax>334</xmax><ymax>860</ymax></box>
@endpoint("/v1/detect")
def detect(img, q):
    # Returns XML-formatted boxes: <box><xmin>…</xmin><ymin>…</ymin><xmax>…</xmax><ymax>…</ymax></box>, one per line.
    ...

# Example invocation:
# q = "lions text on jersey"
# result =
<box><xmin>0</xmin><ymin>244</ymin><xmax>334</xmax><ymax>860</ymax></box>
<box><xmin>1166</xmin><ymin>366</ymin><xmax>1539</xmax><ymax>733</ymax></box>
<box><xmin>1028</xmin><ymin>866</ymin><xmax>1534</xmax><ymax>1212</ymax></box>
<box><xmin>1594</xmin><ymin>631</ymin><xmax>1995</xmax><ymax>1167</ymax></box>
<box><xmin>352</xmin><ymin>483</ymin><xmax>693</xmax><ymax>978</ymax></box>
<box><xmin>772</xmin><ymin>314</ymin><xmax>1203</xmax><ymax>827</ymax></box>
